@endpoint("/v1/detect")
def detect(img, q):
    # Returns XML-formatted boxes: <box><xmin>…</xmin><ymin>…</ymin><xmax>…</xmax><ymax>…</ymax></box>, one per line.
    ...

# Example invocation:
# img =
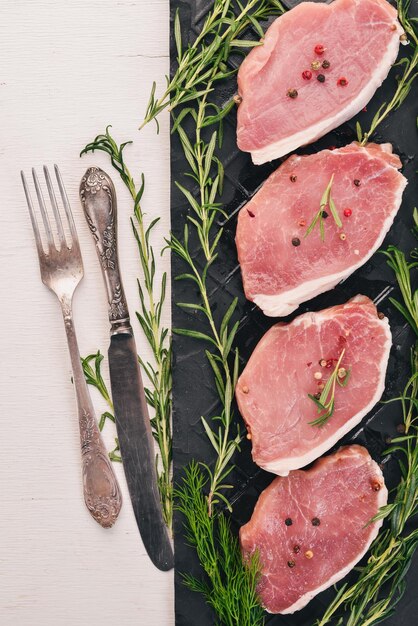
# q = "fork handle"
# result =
<box><xmin>61</xmin><ymin>296</ymin><xmax>122</xmax><ymax>528</ymax></box>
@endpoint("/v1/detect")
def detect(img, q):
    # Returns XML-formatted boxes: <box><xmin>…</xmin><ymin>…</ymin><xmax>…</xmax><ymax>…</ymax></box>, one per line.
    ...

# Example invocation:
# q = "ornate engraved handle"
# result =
<box><xmin>80</xmin><ymin>167</ymin><xmax>132</xmax><ymax>336</ymax></box>
<box><xmin>61</xmin><ymin>296</ymin><xmax>122</xmax><ymax>527</ymax></box>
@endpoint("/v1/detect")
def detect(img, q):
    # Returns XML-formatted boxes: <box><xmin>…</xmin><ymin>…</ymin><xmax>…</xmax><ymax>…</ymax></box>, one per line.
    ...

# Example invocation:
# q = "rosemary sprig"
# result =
<box><xmin>80</xmin><ymin>128</ymin><xmax>173</xmax><ymax>528</ymax></box>
<box><xmin>175</xmin><ymin>463</ymin><xmax>265</xmax><ymax>626</ymax></box>
<box><xmin>316</xmin><ymin>231</ymin><xmax>418</xmax><ymax>626</ymax></box>
<box><xmin>308</xmin><ymin>350</ymin><xmax>350</xmax><ymax>427</ymax></box>
<box><xmin>141</xmin><ymin>0</ymin><xmax>284</xmax><ymax>129</ymax></box>
<box><xmin>81</xmin><ymin>351</ymin><xmax>121</xmax><ymax>462</ymax></box>
<box><xmin>357</xmin><ymin>0</ymin><xmax>418</xmax><ymax>145</ymax></box>
<box><xmin>305</xmin><ymin>174</ymin><xmax>342</xmax><ymax>242</ymax></box>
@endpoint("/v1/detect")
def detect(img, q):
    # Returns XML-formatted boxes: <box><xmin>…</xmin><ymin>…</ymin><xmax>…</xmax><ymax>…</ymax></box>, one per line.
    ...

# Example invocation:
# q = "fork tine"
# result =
<box><xmin>54</xmin><ymin>164</ymin><xmax>78</xmax><ymax>246</ymax></box>
<box><xmin>21</xmin><ymin>171</ymin><xmax>45</xmax><ymax>258</ymax></box>
<box><xmin>44</xmin><ymin>165</ymin><xmax>66</xmax><ymax>249</ymax></box>
<box><xmin>32</xmin><ymin>168</ymin><xmax>54</xmax><ymax>250</ymax></box>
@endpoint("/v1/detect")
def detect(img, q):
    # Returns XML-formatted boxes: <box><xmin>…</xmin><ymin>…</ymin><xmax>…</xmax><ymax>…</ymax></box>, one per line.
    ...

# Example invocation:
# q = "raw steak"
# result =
<box><xmin>236</xmin><ymin>142</ymin><xmax>406</xmax><ymax>317</ymax></box>
<box><xmin>240</xmin><ymin>445</ymin><xmax>388</xmax><ymax>614</ymax></box>
<box><xmin>236</xmin><ymin>296</ymin><xmax>391</xmax><ymax>475</ymax></box>
<box><xmin>236</xmin><ymin>0</ymin><xmax>403</xmax><ymax>164</ymax></box>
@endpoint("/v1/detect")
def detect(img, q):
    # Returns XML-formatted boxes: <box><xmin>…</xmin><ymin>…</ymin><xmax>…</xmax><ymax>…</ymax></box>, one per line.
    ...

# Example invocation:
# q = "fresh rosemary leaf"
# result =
<box><xmin>305</xmin><ymin>174</ymin><xmax>342</xmax><ymax>241</ymax></box>
<box><xmin>175</xmin><ymin>462</ymin><xmax>265</xmax><ymax>626</ymax></box>
<box><xmin>308</xmin><ymin>349</ymin><xmax>348</xmax><ymax>426</ymax></box>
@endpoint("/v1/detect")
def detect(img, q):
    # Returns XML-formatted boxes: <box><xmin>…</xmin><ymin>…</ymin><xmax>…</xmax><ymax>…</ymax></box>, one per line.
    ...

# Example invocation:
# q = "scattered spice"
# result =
<box><xmin>317</xmin><ymin>74</ymin><xmax>326</xmax><ymax>83</ymax></box>
<box><xmin>312</xmin><ymin>517</ymin><xmax>321</xmax><ymax>526</ymax></box>
<box><xmin>242</xmin><ymin>385</ymin><xmax>249</xmax><ymax>394</ymax></box>
<box><xmin>298</xmin><ymin>218</ymin><xmax>306</xmax><ymax>227</ymax></box>
<box><xmin>340</xmin><ymin>233</ymin><xmax>347</xmax><ymax>241</ymax></box>
<box><xmin>326</xmin><ymin>359</ymin><xmax>334</xmax><ymax>369</ymax></box>
<box><xmin>233</xmin><ymin>94</ymin><xmax>243</xmax><ymax>105</ymax></box>
<box><xmin>337</xmin><ymin>77</ymin><xmax>348</xmax><ymax>86</ymax></box>
<box><xmin>391</xmin><ymin>23</ymin><xmax>397</xmax><ymax>30</ymax></box>
<box><xmin>293</xmin><ymin>545</ymin><xmax>301</xmax><ymax>554</ymax></box>
<box><xmin>307</xmin><ymin>361</ymin><xmax>312</xmax><ymax>367</ymax></box>
<box><xmin>302</xmin><ymin>70</ymin><xmax>312</xmax><ymax>80</ymax></box>
<box><xmin>354</xmin><ymin>179</ymin><xmax>361</xmax><ymax>186</ymax></box>
<box><xmin>371</xmin><ymin>481</ymin><xmax>381</xmax><ymax>492</ymax></box>
<box><xmin>290</xmin><ymin>174</ymin><xmax>298</xmax><ymax>182</ymax></box>
<box><xmin>246</xmin><ymin>209</ymin><xmax>255</xmax><ymax>218</ymax></box>
<box><xmin>400</xmin><ymin>33</ymin><xmax>408</xmax><ymax>42</ymax></box>
<box><xmin>292</xmin><ymin>237</ymin><xmax>301</xmax><ymax>247</ymax></box>
<box><xmin>362</xmin><ymin>106</ymin><xmax>367</xmax><ymax>112</ymax></box>
<box><xmin>322</xmin><ymin>59</ymin><xmax>331</xmax><ymax>69</ymax></box>
<box><xmin>314</xmin><ymin>44</ymin><xmax>325</xmax><ymax>55</ymax></box>
<box><xmin>246</xmin><ymin>433</ymin><xmax>252</xmax><ymax>440</ymax></box>
<box><xmin>287</xmin><ymin>88</ymin><xmax>298</xmax><ymax>99</ymax></box>
<box><xmin>338</xmin><ymin>367</ymin><xmax>347</xmax><ymax>379</ymax></box>
<box><xmin>314</xmin><ymin>392</ymin><xmax>321</xmax><ymax>400</ymax></box>
<box><xmin>311</xmin><ymin>60</ymin><xmax>321</xmax><ymax>70</ymax></box>
<box><xmin>305</xmin><ymin>550</ymin><xmax>314</xmax><ymax>559</ymax></box>
<box><xmin>319</xmin><ymin>359</ymin><xmax>327</xmax><ymax>367</ymax></box>
<box><xmin>343</xmin><ymin>208</ymin><xmax>352</xmax><ymax>217</ymax></box>
<box><xmin>285</xmin><ymin>518</ymin><xmax>293</xmax><ymax>526</ymax></box>
<box><xmin>314</xmin><ymin>371</ymin><xmax>322</xmax><ymax>380</ymax></box>
<box><xmin>287</xmin><ymin>560</ymin><xmax>296</xmax><ymax>568</ymax></box>
<box><xmin>321</xmin><ymin>210</ymin><xmax>329</xmax><ymax>219</ymax></box>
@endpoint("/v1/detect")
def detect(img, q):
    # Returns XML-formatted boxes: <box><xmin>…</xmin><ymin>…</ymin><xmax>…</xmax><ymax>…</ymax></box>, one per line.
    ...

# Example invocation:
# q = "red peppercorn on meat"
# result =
<box><xmin>236</xmin><ymin>296</ymin><xmax>391</xmax><ymax>475</ymax></box>
<box><xmin>236</xmin><ymin>142</ymin><xmax>406</xmax><ymax>317</ymax></box>
<box><xmin>240</xmin><ymin>445</ymin><xmax>388</xmax><ymax>614</ymax></box>
<box><xmin>236</xmin><ymin>0</ymin><xmax>403</xmax><ymax>163</ymax></box>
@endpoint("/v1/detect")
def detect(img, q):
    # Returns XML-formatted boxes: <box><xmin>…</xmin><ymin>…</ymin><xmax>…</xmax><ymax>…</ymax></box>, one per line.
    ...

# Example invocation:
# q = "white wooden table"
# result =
<box><xmin>1</xmin><ymin>1</ymin><xmax>173</xmax><ymax>624</ymax></box>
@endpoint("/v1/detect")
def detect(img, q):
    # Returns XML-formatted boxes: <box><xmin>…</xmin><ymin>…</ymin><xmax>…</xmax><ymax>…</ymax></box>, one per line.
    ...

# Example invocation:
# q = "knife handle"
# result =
<box><xmin>79</xmin><ymin>167</ymin><xmax>132</xmax><ymax>336</ymax></box>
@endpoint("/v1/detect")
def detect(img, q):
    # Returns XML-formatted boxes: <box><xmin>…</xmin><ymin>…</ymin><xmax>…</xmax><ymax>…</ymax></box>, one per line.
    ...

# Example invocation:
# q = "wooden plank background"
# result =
<box><xmin>0</xmin><ymin>1</ymin><xmax>173</xmax><ymax>624</ymax></box>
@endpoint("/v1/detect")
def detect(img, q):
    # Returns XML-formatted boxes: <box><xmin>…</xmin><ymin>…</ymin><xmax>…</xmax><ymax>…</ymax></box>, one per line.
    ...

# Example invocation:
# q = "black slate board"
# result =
<box><xmin>170</xmin><ymin>2</ymin><xmax>418</xmax><ymax>624</ymax></box>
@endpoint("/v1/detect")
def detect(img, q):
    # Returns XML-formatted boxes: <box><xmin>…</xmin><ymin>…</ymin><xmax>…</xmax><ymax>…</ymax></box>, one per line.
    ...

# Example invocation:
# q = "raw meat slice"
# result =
<box><xmin>236</xmin><ymin>0</ymin><xmax>404</xmax><ymax>164</ymax></box>
<box><xmin>240</xmin><ymin>445</ymin><xmax>388</xmax><ymax>614</ymax></box>
<box><xmin>236</xmin><ymin>296</ymin><xmax>391</xmax><ymax>475</ymax></box>
<box><xmin>236</xmin><ymin>142</ymin><xmax>407</xmax><ymax>317</ymax></box>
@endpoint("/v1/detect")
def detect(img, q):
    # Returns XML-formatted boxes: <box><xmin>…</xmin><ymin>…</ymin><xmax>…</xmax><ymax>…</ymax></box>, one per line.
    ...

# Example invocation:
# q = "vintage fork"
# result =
<box><xmin>21</xmin><ymin>165</ymin><xmax>122</xmax><ymax>528</ymax></box>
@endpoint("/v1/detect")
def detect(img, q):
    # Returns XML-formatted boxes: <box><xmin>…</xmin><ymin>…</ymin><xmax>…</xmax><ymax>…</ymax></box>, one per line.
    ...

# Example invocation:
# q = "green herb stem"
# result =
<box><xmin>358</xmin><ymin>0</ymin><xmax>418</xmax><ymax>145</ymax></box>
<box><xmin>140</xmin><ymin>0</ymin><xmax>284</xmax><ymax>129</ymax></box>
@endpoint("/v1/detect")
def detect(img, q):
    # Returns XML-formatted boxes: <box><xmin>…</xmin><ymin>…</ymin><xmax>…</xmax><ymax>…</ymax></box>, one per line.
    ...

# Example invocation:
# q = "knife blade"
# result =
<box><xmin>79</xmin><ymin>166</ymin><xmax>174</xmax><ymax>571</ymax></box>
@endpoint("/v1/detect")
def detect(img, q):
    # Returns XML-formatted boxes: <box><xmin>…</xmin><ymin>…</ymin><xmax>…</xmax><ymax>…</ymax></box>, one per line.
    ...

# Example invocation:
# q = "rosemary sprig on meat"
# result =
<box><xmin>140</xmin><ymin>0</ymin><xmax>284</xmax><ymax>130</ymax></box>
<box><xmin>80</xmin><ymin>128</ymin><xmax>173</xmax><ymax>529</ymax></box>
<box><xmin>305</xmin><ymin>174</ymin><xmax>342</xmax><ymax>242</ymax></box>
<box><xmin>357</xmin><ymin>0</ymin><xmax>418</xmax><ymax>145</ymax></box>
<box><xmin>316</xmin><ymin>228</ymin><xmax>418</xmax><ymax>626</ymax></box>
<box><xmin>308</xmin><ymin>350</ymin><xmax>350</xmax><ymax>427</ymax></box>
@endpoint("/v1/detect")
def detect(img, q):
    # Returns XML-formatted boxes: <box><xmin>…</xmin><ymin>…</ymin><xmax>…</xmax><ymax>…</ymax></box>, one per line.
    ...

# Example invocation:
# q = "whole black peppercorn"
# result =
<box><xmin>312</xmin><ymin>517</ymin><xmax>321</xmax><ymax>526</ymax></box>
<box><xmin>285</xmin><ymin>517</ymin><xmax>293</xmax><ymax>526</ymax></box>
<box><xmin>354</xmin><ymin>179</ymin><xmax>361</xmax><ymax>186</ymax></box>
<box><xmin>287</xmin><ymin>560</ymin><xmax>296</xmax><ymax>568</ymax></box>
<box><xmin>290</xmin><ymin>174</ymin><xmax>297</xmax><ymax>182</ymax></box>
<box><xmin>322</xmin><ymin>59</ymin><xmax>331</xmax><ymax>69</ymax></box>
<box><xmin>317</xmin><ymin>74</ymin><xmax>326</xmax><ymax>83</ymax></box>
<box><xmin>292</xmin><ymin>237</ymin><xmax>301</xmax><ymax>247</ymax></box>
<box><xmin>287</xmin><ymin>88</ymin><xmax>298</xmax><ymax>99</ymax></box>
<box><xmin>293</xmin><ymin>545</ymin><xmax>301</xmax><ymax>554</ymax></box>
<box><xmin>321</xmin><ymin>211</ymin><xmax>329</xmax><ymax>219</ymax></box>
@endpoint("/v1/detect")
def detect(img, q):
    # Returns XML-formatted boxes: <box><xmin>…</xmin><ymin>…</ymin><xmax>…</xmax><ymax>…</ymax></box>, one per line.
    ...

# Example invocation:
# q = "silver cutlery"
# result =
<box><xmin>80</xmin><ymin>166</ymin><xmax>174</xmax><ymax>570</ymax></box>
<box><xmin>21</xmin><ymin>165</ymin><xmax>122</xmax><ymax>528</ymax></box>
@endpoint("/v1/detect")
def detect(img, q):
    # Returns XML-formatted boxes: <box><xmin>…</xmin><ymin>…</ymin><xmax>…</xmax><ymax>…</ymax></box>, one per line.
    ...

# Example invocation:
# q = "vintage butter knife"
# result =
<box><xmin>79</xmin><ymin>167</ymin><xmax>174</xmax><ymax>571</ymax></box>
